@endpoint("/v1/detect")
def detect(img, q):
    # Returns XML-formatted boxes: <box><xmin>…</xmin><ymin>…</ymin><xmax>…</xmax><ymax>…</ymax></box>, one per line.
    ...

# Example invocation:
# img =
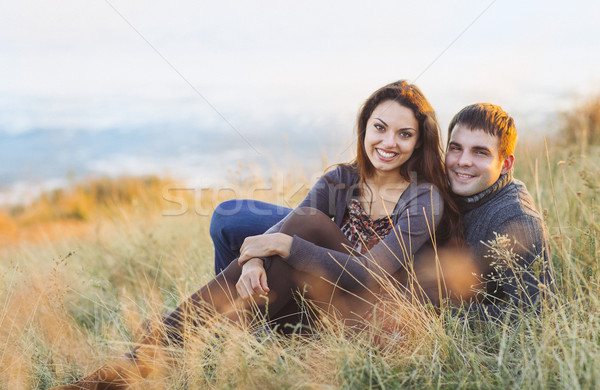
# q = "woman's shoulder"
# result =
<box><xmin>410</xmin><ymin>180</ymin><xmax>441</xmax><ymax>193</ymax></box>
<box><xmin>323</xmin><ymin>163</ymin><xmax>360</xmax><ymax>183</ymax></box>
<box><xmin>393</xmin><ymin>181</ymin><xmax>444</xmax><ymax>221</ymax></box>
<box><xmin>404</xmin><ymin>180</ymin><xmax>443</xmax><ymax>203</ymax></box>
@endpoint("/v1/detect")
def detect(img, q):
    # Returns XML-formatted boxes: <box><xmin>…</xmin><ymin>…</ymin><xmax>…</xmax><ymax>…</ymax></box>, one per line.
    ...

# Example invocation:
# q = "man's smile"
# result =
<box><xmin>451</xmin><ymin>170</ymin><xmax>476</xmax><ymax>180</ymax></box>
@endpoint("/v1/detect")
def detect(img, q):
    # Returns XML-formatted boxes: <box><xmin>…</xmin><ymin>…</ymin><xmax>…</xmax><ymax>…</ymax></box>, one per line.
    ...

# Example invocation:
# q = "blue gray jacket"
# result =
<box><xmin>458</xmin><ymin>173</ymin><xmax>555</xmax><ymax>320</ymax></box>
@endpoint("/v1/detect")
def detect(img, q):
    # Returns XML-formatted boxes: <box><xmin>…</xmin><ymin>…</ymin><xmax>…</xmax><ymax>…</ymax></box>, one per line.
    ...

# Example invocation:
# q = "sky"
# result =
<box><xmin>1</xmin><ymin>0</ymin><xmax>599</xmax><ymax>198</ymax></box>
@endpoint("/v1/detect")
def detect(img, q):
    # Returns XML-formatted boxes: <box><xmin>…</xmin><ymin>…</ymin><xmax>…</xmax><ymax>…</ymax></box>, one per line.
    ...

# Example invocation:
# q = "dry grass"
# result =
<box><xmin>0</xmin><ymin>138</ymin><xmax>599</xmax><ymax>389</ymax></box>
<box><xmin>559</xmin><ymin>93</ymin><xmax>600</xmax><ymax>154</ymax></box>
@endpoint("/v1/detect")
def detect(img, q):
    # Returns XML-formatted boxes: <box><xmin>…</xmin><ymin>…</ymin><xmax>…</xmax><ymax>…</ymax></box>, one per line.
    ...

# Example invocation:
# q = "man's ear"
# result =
<box><xmin>501</xmin><ymin>154</ymin><xmax>515</xmax><ymax>174</ymax></box>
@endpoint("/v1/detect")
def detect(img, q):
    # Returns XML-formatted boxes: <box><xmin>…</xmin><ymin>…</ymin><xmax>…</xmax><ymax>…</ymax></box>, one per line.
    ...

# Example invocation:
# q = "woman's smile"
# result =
<box><xmin>375</xmin><ymin>148</ymin><xmax>399</xmax><ymax>160</ymax></box>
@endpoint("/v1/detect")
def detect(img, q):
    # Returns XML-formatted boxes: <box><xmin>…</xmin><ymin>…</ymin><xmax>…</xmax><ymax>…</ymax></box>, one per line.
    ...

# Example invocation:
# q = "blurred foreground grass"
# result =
<box><xmin>0</xmin><ymin>138</ymin><xmax>598</xmax><ymax>389</ymax></box>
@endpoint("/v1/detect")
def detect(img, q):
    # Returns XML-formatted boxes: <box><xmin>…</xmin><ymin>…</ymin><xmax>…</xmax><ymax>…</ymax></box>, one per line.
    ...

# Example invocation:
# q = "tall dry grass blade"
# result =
<box><xmin>544</xmin><ymin>137</ymin><xmax>565</xmax><ymax>278</ymax></box>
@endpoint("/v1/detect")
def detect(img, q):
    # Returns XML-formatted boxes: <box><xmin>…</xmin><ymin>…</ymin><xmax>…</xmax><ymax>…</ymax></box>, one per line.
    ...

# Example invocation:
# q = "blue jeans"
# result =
<box><xmin>209</xmin><ymin>199</ymin><xmax>292</xmax><ymax>274</ymax></box>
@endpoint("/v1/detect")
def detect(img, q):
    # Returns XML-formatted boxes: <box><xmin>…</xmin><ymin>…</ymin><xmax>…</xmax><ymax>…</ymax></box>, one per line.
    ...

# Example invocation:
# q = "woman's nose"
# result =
<box><xmin>381</xmin><ymin>132</ymin><xmax>396</xmax><ymax>147</ymax></box>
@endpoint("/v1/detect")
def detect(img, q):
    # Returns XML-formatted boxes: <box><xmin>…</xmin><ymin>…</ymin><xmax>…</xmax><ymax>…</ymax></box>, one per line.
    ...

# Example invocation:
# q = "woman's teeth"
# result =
<box><xmin>376</xmin><ymin>149</ymin><xmax>397</xmax><ymax>158</ymax></box>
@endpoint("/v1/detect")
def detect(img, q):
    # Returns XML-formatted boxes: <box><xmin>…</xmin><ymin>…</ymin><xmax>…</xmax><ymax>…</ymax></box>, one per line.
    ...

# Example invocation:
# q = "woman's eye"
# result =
<box><xmin>374</xmin><ymin>124</ymin><xmax>384</xmax><ymax>131</ymax></box>
<box><xmin>399</xmin><ymin>132</ymin><xmax>412</xmax><ymax>138</ymax></box>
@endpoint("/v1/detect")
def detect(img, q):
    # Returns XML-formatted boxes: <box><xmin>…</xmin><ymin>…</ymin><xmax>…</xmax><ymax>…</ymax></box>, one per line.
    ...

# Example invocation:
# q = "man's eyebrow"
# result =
<box><xmin>448</xmin><ymin>141</ymin><xmax>492</xmax><ymax>152</ymax></box>
<box><xmin>472</xmin><ymin>145</ymin><xmax>493</xmax><ymax>153</ymax></box>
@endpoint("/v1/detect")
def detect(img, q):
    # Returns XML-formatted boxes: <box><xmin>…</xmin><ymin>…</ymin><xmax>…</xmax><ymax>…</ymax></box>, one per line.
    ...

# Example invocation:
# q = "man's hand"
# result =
<box><xmin>238</xmin><ymin>233</ymin><xmax>293</xmax><ymax>265</ymax></box>
<box><xmin>236</xmin><ymin>258</ymin><xmax>270</xmax><ymax>300</ymax></box>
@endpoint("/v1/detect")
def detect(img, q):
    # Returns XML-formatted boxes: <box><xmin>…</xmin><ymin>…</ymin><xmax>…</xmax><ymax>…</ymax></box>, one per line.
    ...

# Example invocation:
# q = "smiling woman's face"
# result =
<box><xmin>364</xmin><ymin>100</ymin><xmax>420</xmax><ymax>179</ymax></box>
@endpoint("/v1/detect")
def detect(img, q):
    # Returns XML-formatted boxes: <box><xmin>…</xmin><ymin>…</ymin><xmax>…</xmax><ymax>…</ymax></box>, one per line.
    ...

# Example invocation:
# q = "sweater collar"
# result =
<box><xmin>456</xmin><ymin>172</ymin><xmax>513</xmax><ymax>212</ymax></box>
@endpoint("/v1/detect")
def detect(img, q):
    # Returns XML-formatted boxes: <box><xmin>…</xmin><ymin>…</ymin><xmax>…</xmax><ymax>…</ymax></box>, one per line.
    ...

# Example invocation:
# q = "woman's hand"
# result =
<box><xmin>238</xmin><ymin>233</ymin><xmax>293</xmax><ymax>265</ymax></box>
<box><xmin>236</xmin><ymin>258</ymin><xmax>270</xmax><ymax>300</ymax></box>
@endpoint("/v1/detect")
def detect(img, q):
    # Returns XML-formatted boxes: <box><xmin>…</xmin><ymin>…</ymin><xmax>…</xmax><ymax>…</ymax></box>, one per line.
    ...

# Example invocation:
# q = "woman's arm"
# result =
<box><xmin>236</xmin><ymin>258</ymin><xmax>270</xmax><ymax>300</ymax></box>
<box><xmin>237</xmin><ymin>233</ymin><xmax>293</xmax><ymax>265</ymax></box>
<box><xmin>281</xmin><ymin>184</ymin><xmax>444</xmax><ymax>290</ymax></box>
<box><xmin>231</xmin><ymin>166</ymin><xmax>347</xmax><ymax>298</ymax></box>
<box><xmin>234</xmin><ymin>165</ymin><xmax>348</xmax><ymax>266</ymax></box>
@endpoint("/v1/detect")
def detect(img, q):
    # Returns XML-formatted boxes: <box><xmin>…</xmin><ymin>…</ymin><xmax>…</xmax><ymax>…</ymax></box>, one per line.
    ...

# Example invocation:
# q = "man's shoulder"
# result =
<box><xmin>484</xmin><ymin>178</ymin><xmax>543</xmax><ymax>223</ymax></box>
<box><xmin>463</xmin><ymin>177</ymin><xmax>546</xmax><ymax>241</ymax></box>
<box><xmin>502</xmin><ymin>179</ymin><xmax>543</xmax><ymax>218</ymax></box>
<box><xmin>470</xmin><ymin>178</ymin><xmax>549</xmax><ymax>251</ymax></box>
<box><xmin>463</xmin><ymin>177</ymin><xmax>551</xmax><ymax>265</ymax></box>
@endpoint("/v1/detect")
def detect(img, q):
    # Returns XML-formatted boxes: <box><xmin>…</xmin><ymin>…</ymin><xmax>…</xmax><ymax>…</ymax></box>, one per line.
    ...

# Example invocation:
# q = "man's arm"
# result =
<box><xmin>468</xmin><ymin>214</ymin><xmax>555</xmax><ymax>321</ymax></box>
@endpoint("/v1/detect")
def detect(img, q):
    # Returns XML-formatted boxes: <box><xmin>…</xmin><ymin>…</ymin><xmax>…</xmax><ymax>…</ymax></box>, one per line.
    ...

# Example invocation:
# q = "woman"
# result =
<box><xmin>53</xmin><ymin>80</ymin><xmax>463</xmax><ymax>389</ymax></box>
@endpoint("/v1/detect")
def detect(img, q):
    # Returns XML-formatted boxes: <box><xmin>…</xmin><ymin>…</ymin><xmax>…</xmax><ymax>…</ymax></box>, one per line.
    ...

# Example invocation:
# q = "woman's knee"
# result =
<box><xmin>210</xmin><ymin>199</ymin><xmax>288</xmax><ymax>246</ymax></box>
<box><xmin>280</xmin><ymin>207</ymin><xmax>336</xmax><ymax>239</ymax></box>
<box><xmin>289</xmin><ymin>207</ymin><xmax>330</xmax><ymax>222</ymax></box>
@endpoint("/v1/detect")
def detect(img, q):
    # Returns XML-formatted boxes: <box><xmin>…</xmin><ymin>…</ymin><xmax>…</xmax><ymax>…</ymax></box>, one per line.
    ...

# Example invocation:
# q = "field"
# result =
<box><xmin>0</xmin><ymin>136</ymin><xmax>598</xmax><ymax>389</ymax></box>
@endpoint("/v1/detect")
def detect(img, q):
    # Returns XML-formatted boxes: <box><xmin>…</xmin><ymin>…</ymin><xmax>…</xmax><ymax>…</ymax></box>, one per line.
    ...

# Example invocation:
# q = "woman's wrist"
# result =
<box><xmin>243</xmin><ymin>257</ymin><xmax>264</xmax><ymax>268</ymax></box>
<box><xmin>275</xmin><ymin>233</ymin><xmax>293</xmax><ymax>258</ymax></box>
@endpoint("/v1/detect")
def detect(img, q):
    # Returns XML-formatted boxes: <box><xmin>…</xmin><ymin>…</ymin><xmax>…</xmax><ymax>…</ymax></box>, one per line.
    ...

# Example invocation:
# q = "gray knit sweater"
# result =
<box><xmin>458</xmin><ymin>173</ymin><xmax>554</xmax><ymax>320</ymax></box>
<box><xmin>265</xmin><ymin>164</ymin><xmax>444</xmax><ymax>290</ymax></box>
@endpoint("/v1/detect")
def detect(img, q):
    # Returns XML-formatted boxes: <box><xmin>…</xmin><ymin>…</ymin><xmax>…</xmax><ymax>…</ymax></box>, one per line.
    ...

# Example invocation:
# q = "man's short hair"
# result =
<box><xmin>448</xmin><ymin>103</ymin><xmax>517</xmax><ymax>159</ymax></box>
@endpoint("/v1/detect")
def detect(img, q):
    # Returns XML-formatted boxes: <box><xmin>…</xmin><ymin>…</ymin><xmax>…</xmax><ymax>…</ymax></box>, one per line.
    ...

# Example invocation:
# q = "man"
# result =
<box><xmin>440</xmin><ymin>103</ymin><xmax>554</xmax><ymax>319</ymax></box>
<box><xmin>209</xmin><ymin>103</ymin><xmax>554</xmax><ymax>320</ymax></box>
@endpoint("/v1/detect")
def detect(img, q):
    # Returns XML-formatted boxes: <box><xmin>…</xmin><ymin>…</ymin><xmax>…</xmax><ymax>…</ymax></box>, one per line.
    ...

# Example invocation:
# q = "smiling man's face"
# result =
<box><xmin>445</xmin><ymin>125</ymin><xmax>512</xmax><ymax>197</ymax></box>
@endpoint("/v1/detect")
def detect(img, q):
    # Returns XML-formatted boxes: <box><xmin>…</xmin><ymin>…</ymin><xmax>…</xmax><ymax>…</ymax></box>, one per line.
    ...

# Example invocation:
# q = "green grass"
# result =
<box><xmin>0</xmin><ymin>140</ymin><xmax>598</xmax><ymax>389</ymax></box>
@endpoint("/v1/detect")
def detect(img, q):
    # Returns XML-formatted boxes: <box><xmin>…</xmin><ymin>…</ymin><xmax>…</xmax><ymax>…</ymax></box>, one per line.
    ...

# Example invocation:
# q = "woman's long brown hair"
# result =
<box><xmin>354</xmin><ymin>80</ymin><xmax>464</xmax><ymax>245</ymax></box>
